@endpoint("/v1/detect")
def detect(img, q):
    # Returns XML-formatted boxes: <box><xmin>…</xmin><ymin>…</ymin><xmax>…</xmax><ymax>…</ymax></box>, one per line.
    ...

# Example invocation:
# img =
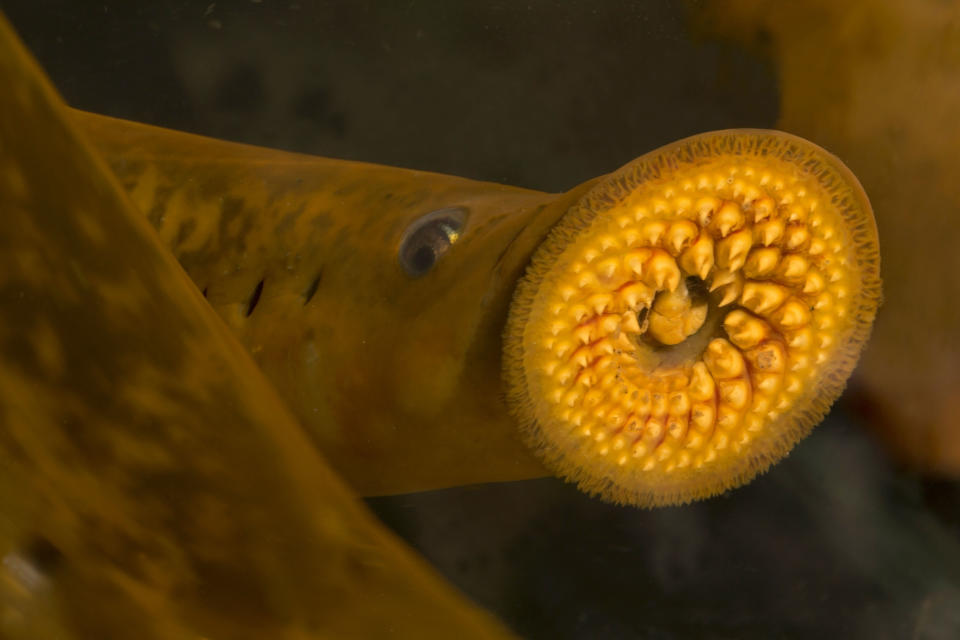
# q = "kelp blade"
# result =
<box><xmin>0</xmin><ymin>12</ymin><xmax>513</xmax><ymax>639</ymax></box>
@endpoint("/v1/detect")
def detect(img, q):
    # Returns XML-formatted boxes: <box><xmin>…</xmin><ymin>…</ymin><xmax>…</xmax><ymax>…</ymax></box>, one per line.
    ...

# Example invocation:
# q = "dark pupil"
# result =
<box><xmin>411</xmin><ymin>245</ymin><xmax>436</xmax><ymax>273</ymax></box>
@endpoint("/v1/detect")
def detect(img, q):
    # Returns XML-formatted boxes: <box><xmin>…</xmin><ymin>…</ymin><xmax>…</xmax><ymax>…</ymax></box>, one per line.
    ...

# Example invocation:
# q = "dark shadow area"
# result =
<box><xmin>370</xmin><ymin>409</ymin><xmax>960</xmax><ymax>639</ymax></box>
<box><xmin>2</xmin><ymin>0</ymin><xmax>777</xmax><ymax>191</ymax></box>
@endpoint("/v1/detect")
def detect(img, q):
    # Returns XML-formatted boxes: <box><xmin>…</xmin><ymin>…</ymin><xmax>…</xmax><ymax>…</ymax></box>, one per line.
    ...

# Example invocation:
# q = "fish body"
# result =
<box><xmin>70</xmin><ymin>108</ymin><xmax>881</xmax><ymax>506</ymax></box>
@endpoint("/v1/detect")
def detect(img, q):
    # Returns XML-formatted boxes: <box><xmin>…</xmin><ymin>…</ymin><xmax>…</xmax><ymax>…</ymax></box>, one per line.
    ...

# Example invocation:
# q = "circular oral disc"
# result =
<box><xmin>503</xmin><ymin>130</ymin><xmax>881</xmax><ymax>507</ymax></box>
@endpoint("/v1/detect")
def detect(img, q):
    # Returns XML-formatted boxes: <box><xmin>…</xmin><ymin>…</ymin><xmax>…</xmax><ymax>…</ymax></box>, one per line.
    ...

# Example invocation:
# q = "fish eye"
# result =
<box><xmin>398</xmin><ymin>207</ymin><xmax>468</xmax><ymax>277</ymax></box>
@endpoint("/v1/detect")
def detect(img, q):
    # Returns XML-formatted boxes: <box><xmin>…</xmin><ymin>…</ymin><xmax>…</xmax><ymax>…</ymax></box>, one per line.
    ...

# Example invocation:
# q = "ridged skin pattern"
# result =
<box><xmin>505</xmin><ymin>131</ymin><xmax>881</xmax><ymax>506</ymax></box>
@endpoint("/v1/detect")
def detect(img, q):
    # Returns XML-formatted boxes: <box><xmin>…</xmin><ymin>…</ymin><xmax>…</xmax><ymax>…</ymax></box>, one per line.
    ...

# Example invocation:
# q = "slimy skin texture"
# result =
<box><xmin>0</xmin><ymin>13</ymin><xmax>514</xmax><ymax>639</ymax></box>
<box><xmin>505</xmin><ymin>131</ymin><xmax>881</xmax><ymax>506</ymax></box>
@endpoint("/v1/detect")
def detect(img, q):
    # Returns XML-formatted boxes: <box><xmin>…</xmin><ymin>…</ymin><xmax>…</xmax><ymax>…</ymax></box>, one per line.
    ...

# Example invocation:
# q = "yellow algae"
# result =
<box><xmin>504</xmin><ymin>130</ymin><xmax>880</xmax><ymax>506</ymax></box>
<box><xmin>0</xmin><ymin>12</ymin><xmax>514</xmax><ymax>639</ymax></box>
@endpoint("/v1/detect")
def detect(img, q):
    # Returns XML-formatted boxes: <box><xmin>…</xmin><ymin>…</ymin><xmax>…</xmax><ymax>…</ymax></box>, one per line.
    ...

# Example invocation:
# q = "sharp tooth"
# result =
<box><xmin>746</xmin><ymin>341</ymin><xmax>786</xmax><ymax>373</ymax></box>
<box><xmin>716</xmin><ymin>228</ymin><xmax>753</xmax><ymax>271</ymax></box>
<box><xmin>709</xmin><ymin>268</ymin><xmax>737</xmax><ymax>291</ymax></box>
<box><xmin>740</xmin><ymin>281</ymin><xmax>788</xmax><ymax>315</ymax></box>
<box><xmin>714</xmin><ymin>201</ymin><xmax>745</xmax><ymax>237</ymax></box>
<box><xmin>743</xmin><ymin>247</ymin><xmax>781</xmax><ymax>278</ymax></box>
<box><xmin>704</xmin><ymin>338</ymin><xmax>746</xmax><ymax>379</ymax></box>
<box><xmin>596</xmin><ymin>257</ymin><xmax>619</xmax><ymax>281</ymax></box>
<box><xmin>717</xmin><ymin>273</ymin><xmax>744</xmax><ymax>307</ymax></box>
<box><xmin>643</xmin><ymin>251</ymin><xmax>681</xmax><ymax>291</ymax></box>
<box><xmin>619</xmin><ymin>281</ymin><xmax>653</xmax><ymax>309</ymax></box>
<box><xmin>623</xmin><ymin>248</ymin><xmax>652</xmax><ymax>277</ymax></box>
<box><xmin>789</xmin><ymin>353</ymin><xmax>811</xmax><ymax>373</ymax></box>
<box><xmin>786</xmin><ymin>327</ymin><xmax>814</xmax><ymax>350</ymax></box>
<box><xmin>753</xmin><ymin>372</ymin><xmax>782</xmax><ymax>395</ymax></box>
<box><xmin>597</xmin><ymin>314</ymin><xmax>620</xmax><ymax>335</ymax></box>
<box><xmin>723</xmin><ymin>309</ymin><xmax>771</xmax><ymax>349</ymax></box>
<box><xmin>620</xmin><ymin>311</ymin><xmax>641</xmax><ymax>334</ymax></box>
<box><xmin>696</xmin><ymin>196</ymin><xmax>721</xmax><ymax>227</ymax></box>
<box><xmin>777</xmin><ymin>254</ymin><xmax>809</xmax><ymax>281</ymax></box>
<box><xmin>650</xmin><ymin>393</ymin><xmax>668</xmax><ymax>419</ymax></box>
<box><xmin>752</xmin><ymin>196</ymin><xmax>776</xmax><ymax>223</ymax></box>
<box><xmin>802</xmin><ymin>271</ymin><xmax>826</xmax><ymax>294</ymax></box>
<box><xmin>586</xmin><ymin>292</ymin><xmax>613</xmax><ymax>315</ymax></box>
<box><xmin>632</xmin><ymin>441</ymin><xmax>648</xmax><ymax>458</ymax></box>
<box><xmin>718</xmin><ymin>379</ymin><xmax>750</xmax><ymax>411</ymax></box>
<box><xmin>690</xmin><ymin>403</ymin><xmax>716</xmax><ymax>430</ymax></box>
<box><xmin>786</xmin><ymin>204</ymin><xmax>808</xmax><ymax>224</ymax></box>
<box><xmin>771</xmin><ymin>299</ymin><xmax>812</xmax><ymax>330</ymax></box>
<box><xmin>808</xmin><ymin>237</ymin><xmax>827</xmax><ymax>256</ymax></box>
<box><xmin>688</xmin><ymin>362</ymin><xmax>716</xmax><ymax>402</ymax></box>
<box><xmin>755</xmin><ymin>218</ymin><xmax>785</xmax><ymax>246</ymax></box>
<box><xmin>641</xmin><ymin>220</ymin><xmax>668</xmax><ymax>246</ymax></box>
<box><xmin>783</xmin><ymin>224</ymin><xmax>810</xmax><ymax>251</ymax></box>
<box><xmin>666</xmin><ymin>219</ymin><xmax>698</xmax><ymax>255</ymax></box>
<box><xmin>668</xmin><ymin>391</ymin><xmax>691</xmax><ymax>416</ymax></box>
<box><xmin>716</xmin><ymin>404</ymin><xmax>742</xmax><ymax>429</ymax></box>
<box><xmin>680</xmin><ymin>233</ymin><xmax>714</xmax><ymax>280</ymax></box>
<box><xmin>570</xmin><ymin>345</ymin><xmax>591</xmax><ymax>368</ymax></box>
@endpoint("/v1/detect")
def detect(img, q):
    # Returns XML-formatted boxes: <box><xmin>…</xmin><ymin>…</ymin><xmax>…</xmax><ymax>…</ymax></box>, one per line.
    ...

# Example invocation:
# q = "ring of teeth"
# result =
<box><xmin>505</xmin><ymin>131</ymin><xmax>880</xmax><ymax>507</ymax></box>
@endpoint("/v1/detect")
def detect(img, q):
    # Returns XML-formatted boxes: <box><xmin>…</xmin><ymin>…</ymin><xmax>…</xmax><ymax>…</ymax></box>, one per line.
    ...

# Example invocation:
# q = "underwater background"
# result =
<box><xmin>4</xmin><ymin>1</ymin><xmax>960</xmax><ymax>638</ymax></box>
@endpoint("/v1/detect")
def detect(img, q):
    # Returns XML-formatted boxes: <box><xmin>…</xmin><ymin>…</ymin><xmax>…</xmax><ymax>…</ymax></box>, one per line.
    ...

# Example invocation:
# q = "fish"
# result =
<box><xmin>0</xmin><ymin>12</ymin><xmax>514</xmax><ymax>639</ymax></box>
<box><xmin>70</xmin><ymin>110</ymin><xmax>880</xmax><ymax>506</ymax></box>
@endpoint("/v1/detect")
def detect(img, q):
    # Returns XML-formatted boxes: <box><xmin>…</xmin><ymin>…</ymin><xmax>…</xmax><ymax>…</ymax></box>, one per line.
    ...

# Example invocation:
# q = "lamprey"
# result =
<box><xmin>74</xmin><ymin>113</ymin><xmax>880</xmax><ymax>504</ymax></box>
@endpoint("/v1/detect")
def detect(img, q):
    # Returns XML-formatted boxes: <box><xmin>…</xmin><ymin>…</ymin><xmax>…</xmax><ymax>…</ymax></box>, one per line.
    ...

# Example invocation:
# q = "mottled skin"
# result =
<box><xmin>72</xmin><ymin>109</ymin><xmax>596</xmax><ymax>496</ymax></box>
<box><xmin>0</xmin><ymin>13</ymin><xmax>513</xmax><ymax>639</ymax></box>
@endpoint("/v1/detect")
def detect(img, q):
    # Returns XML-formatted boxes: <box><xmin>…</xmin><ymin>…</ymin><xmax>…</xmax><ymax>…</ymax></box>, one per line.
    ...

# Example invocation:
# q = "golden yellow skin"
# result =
<box><xmin>0</xmin><ymin>13</ymin><xmax>514</xmax><ymax>639</ymax></box>
<box><xmin>504</xmin><ymin>131</ymin><xmax>881</xmax><ymax>506</ymax></box>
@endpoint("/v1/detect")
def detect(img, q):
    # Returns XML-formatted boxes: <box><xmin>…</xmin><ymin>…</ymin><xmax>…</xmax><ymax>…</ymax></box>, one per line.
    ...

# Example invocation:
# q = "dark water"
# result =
<box><xmin>5</xmin><ymin>1</ymin><xmax>960</xmax><ymax>638</ymax></box>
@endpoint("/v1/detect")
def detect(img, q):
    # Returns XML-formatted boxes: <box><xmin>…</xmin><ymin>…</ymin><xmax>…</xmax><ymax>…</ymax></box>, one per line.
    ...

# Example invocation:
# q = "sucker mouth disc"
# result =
<box><xmin>503</xmin><ymin>129</ymin><xmax>881</xmax><ymax>507</ymax></box>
